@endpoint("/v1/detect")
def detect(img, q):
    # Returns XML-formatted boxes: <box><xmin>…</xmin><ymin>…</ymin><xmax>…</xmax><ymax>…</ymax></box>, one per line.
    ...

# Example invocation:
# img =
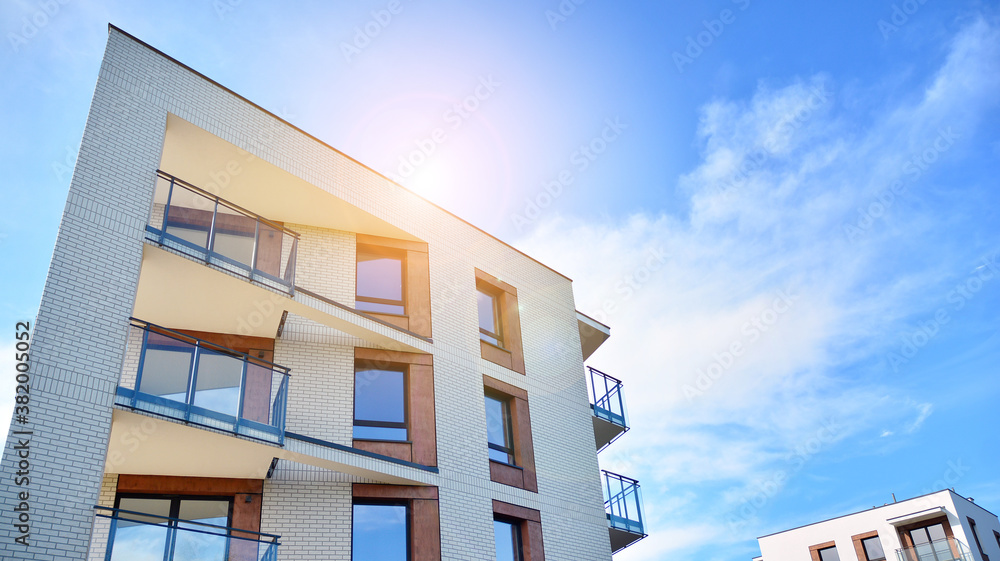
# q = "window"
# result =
<box><xmin>862</xmin><ymin>536</ymin><xmax>886</xmax><ymax>561</ymax></box>
<box><xmin>484</xmin><ymin>375</ymin><xmax>537</xmax><ymax>493</ymax></box>
<box><xmin>352</xmin><ymin>502</ymin><xmax>408</xmax><ymax>561</ymax></box>
<box><xmin>353</xmin><ymin>348</ymin><xmax>437</xmax><ymax>467</ymax></box>
<box><xmin>475</xmin><ymin>269</ymin><xmax>525</xmax><ymax>374</ymax></box>
<box><xmin>486</xmin><ymin>393</ymin><xmax>515</xmax><ymax>465</ymax></box>
<box><xmin>495</xmin><ymin>517</ymin><xmax>525</xmax><ymax>561</ymax></box>
<box><xmin>354</xmin><ymin>235</ymin><xmax>433</xmax><ymax>338</ymax></box>
<box><xmin>493</xmin><ymin>500</ymin><xmax>544</xmax><ymax>561</ymax></box>
<box><xmin>818</xmin><ymin>546</ymin><xmax>840</xmax><ymax>561</ymax></box>
<box><xmin>908</xmin><ymin>523</ymin><xmax>952</xmax><ymax>561</ymax></box>
<box><xmin>354</xmin><ymin>367</ymin><xmax>407</xmax><ymax>441</ymax></box>
<box><xmin>352</xmin><ymin>484</ymin><xmax>440</xmax><ymax>561</ymax></box>
<box><xmin>993</xmin><ymin>529</ymin><xmax>999</xmax><ymax>549</ymax></box>
<box><xmin>356</xmin><ymin>246</ymin><xmax>406</xmax><ymax>315</ymax></box>
<box><xmin>478</xmin><ymin>288</ymin><xmax>503</xmax><ymax>347</ymax></box>
<box><xmin>968</xmin><ymin>517</ymin><xmax>987</xmax><ymax>561</ymax></box>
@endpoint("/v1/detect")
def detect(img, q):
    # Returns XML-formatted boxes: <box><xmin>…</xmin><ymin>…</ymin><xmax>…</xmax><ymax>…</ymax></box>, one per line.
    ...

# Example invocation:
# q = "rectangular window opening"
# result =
<box><xmin>357</xmin><ymin>246</ymin><xmax>406</xmax><ymax>315</ymax></box>
<box><xmin>354</xmin><ymin>367</ymin><xmax>408</xmax><ymax>441</ymax></box>
<box><xmin>478</xmin><ymin>288</ymin><xmax>503</xmax><ymax>348</ymax></box>
<box><xmin>485</xmin><ymin>392</ymin><xmax>515</xmax><ymax>465</ymax></box>
<box><xmin>494</xmin><ymin>517</ymin><xmax>525</xmax><ymax>561</ymax></box>
<box><xmin>352</xmin><ymin>502</ymin><xmax>409</xmax><ymax>561</ymax></box>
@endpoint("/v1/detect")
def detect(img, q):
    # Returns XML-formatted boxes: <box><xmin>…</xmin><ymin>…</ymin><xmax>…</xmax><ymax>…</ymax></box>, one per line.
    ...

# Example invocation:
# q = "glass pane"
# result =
<box><xmin>352</xmin><ymin>504</ymin><xmax>408</xmax><ymax>561</ymax></box>
<box><xmin>489</xmin><ymin>448</ymin><xmax>513</xmax><ymax>464</ymax></box>
<box><xmin>819</xmin><ymin>547</ymin><xmax>841</xmax><ymax>561</ymax></box>
<box><xmin>150</xmin><ymin>175</ymin><xmax>172</xmax><ymax>229</ymax></box>
<box><xmin>241</xmin><ymin>362</ymin><xmax>274</xmax><ymax>424</ymax></box>
<box><xmin>357</xmin><ymin>252</ymin><xmax>403</xmax><ymax>302</ymax></box>
<box><xmin>863</xmin><ymin>537</ymin><xmax>886</xmax><ymax>560</ymax></box>
<box><xmin>355</xmin><ymin>369</ymin><xmax>405</xmax><ymax>425</ymax></box>
<box><xmin>477</xmin><ymin>290</ymin><xmax>498</xmax><ymax>334</ymax></box>
<box><xmin>165</xmin><ymin>185</ymin><xmax>215</xmax><ymax>248</ymax></box>
<box><xmin>927</xmin><ymin>524</ymin><xmax>947</xmax><ymax>542</ymax></box>
<box><xmin>353</xmin><ymin>425</ymin><xmax>409</xmax><ymax>441</ymax></box>
<box><xmin>494</xmin><ymin>519</ymin><xmax>520</xmax><ymax>561</ymax></box>
<box><xmin>193</xmin><ymin>349</ymin><xmax>244</xmax><ymax>417</ymax></box>
<box><xmin>139</xmin><ymin>334</ymin><xmax>194</xmax><ymax>401</ymax></box>
<box><xmin>174</xmin><ymin>500</ymin><xmax>230</xmax><ymax>561</ymax></box>
<box><xmin>112</xmin><ymin>498</ymin><xmax>170</xmax><ymax>561</ymax></box>
<box><xmin>485</xmin><ymin>395</ymin><xmax>508</xmax><ymax>448</ymax></box>
<box><xmin>911</xmin><ymin>529</ymin><xmax>931</xmax><ymax>545</ymax></box>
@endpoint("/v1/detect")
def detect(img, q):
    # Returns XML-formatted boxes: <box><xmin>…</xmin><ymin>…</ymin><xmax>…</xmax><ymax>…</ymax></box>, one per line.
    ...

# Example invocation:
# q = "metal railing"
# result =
<box><xmin>896</xmin><ymin>538</ymin><xmax>975</xmax><ymax>561</ymax></box>
<box><xmin>146</xmin><ymin>170</ymin><xmax>299</xmax><ymax>294</ymax></box>
<box><xmin>603</xmin><ymin>470</ymin><xmax>646</xmax><ymax>537</ymax></box>
<box><xmin>95</xmin><ymin>505</ymin><xmax>280</xmax><ymax>561</ymax></box>
<box><xmin>589</xmin><ymin>367</ymin><xmax>628</xmax><ymax>430</ymax></box>
<box><xmin>116</xmin><ymin>318</ymin><xmax>290</xmax><ymax>445</ymax></box>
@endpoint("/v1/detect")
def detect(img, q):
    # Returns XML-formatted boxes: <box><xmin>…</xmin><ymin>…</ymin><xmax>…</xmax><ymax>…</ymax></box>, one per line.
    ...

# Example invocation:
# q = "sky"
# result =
<box><xmin>1</xmin><ymin>1</ymin><xmax>999</xmax><ymax>560</ymax></box>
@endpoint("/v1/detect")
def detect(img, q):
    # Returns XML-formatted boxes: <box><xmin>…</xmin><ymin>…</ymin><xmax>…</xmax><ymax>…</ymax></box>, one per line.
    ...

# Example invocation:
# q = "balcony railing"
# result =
<box><xmin>589</xmin><ymin>367</ymin><xmax>629</xmax><ymax>451</ymax></box>
<box><xmin>896</xmin><ymin>538</ymin><xmax>975</xmax><ymax>561</ymax></box>
<box><xmin>95</xmin><ymin>506</ymin><xmax>280</xmax><ymax>561</ymax></box>
<box><xmin>115</xmin><ymin>319</ymin><xmax>290</xmax><ymax>445</ymax></box>
<box><xmin>603</xmin><ymin>470</ymin><xmax>647</xmax><ymax>553</ymax></box>
<box><xmin>146</xmin><ymin>170</ymin><xmax>299</xmax><ymax>294</ymax></box>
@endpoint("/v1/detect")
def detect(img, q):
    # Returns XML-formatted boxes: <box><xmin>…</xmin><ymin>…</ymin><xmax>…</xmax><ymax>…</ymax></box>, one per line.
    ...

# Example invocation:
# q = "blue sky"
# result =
<box><xmin>2</xmin><ymin>1</ymin><xmax>999</xmax><ymax>560</ymax></box>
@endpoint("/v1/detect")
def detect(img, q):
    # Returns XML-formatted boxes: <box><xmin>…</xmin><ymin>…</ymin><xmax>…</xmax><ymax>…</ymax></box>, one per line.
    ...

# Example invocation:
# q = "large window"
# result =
<box><xmin>111</xmin><ymin>496</ymin><xmax>231</xmax><ymax>561</ymax></box>
<box><xmin>478</xmin><ymin>288</ymin><xmax>503</xmax><ymax>347</ymax></box>
<box><xmin>352</xmin><ymin>502</ymin><xmax>409</xmax><ymax>561</ymax></box>
<box><xmin>354</xmin><ymin>367</ymin><xmax>407</xmax><ymax>441</ymax></box>
<box><xmin>486</xmin><ymin>393</ymin><xmax>515</xmax><ymax>465</ymax></box>
<box><xmin>356</xmin><ymin>246</ymin><xmax>406</xmax><ymax>315</ymax></box>
<box><xmin>967</xmin><ymin>517</ymin><xmax>987</xmax><ymax>561</ymax></box>
<box><xmin>494</xmin><ymin>518</ymin><xmax>525</xmax><ymax>561</ymax></box>
<box><xmin>862</xmin><ymin>536</ymin><xmax>886</xmax><ymax>561</ymax></box>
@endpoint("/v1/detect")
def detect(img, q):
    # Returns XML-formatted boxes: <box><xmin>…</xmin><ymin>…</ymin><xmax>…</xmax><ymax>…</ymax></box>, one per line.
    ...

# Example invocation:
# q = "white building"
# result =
<box><xmin>0</xmin><ymin>24</ymin><xmax>647</xmax><ymax>560</ymax></box>
<box><xmin>756</xmin><ymin>490</ymin><xmax>1000</xmax><ymax>561</ymax></box>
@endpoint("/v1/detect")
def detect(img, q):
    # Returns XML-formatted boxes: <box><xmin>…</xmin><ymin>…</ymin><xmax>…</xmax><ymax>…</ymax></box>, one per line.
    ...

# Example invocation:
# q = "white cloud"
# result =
<box><xmin>515</xmin><ymin>17</ymin><xmax>999</xmax><ymax>561</ymax></box>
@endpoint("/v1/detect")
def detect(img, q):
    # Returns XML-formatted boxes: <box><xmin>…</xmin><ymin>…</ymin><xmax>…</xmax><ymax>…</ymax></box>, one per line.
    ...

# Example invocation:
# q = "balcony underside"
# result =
<box><xmin>610</xmin><ymin>526</ymin><xmax>646</xmax><ymax>553</ymax></box>
<box><xmin>106</xmin><ymin>408</ymin><xmax>435</xmax><ymax>485</ymax></box>
<box><xmin>593</xmin><ymin>412</ymin><xmax>628</xmax><ymax>451</ymax></box>
<box><xmin>134</xmin><ymin>243</ymin><xmax>431</xmax><ymax>352</ymax></box>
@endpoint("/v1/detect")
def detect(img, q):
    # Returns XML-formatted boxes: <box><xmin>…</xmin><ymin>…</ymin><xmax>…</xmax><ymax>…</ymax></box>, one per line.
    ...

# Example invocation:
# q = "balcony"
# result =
<box><xmin>589</xmin><ymin>367</ymin><xmax>629</xmax><ymax>451</ymax></box>
<box><xmin>603</xmin><ymin>470</ymin><xmax>647</xmax><ymax>553</ymax></box>
<box><xmin>115</xmin><ymin>319</ymin><xmax>290</xmax><ymax>445</ymax></box>
<box><xmin>896</xmin><ymin>538</ymin><xmax>975</xmax><ymax>561</ymax></box>
<box><xmin>94</xmin><ymin>506</ymin><xmax>279</xmax><ymax>561</ymax></box>
<box><xmin>146</xmin><ymin>170</ymin><xmax>299</xmax><ymax>294</ymax></box>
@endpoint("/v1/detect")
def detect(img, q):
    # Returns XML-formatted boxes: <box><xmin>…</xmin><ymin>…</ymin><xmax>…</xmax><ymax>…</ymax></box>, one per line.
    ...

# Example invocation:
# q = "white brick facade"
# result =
<box><xmin>0</xmin><ymin>25</ymin><xmax>622</xmax><ymax>561</ymax></box>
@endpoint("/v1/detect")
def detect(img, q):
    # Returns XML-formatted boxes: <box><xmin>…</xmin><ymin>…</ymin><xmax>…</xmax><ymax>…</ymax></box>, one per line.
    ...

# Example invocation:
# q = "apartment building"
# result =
<box><xmin>0</xmin><ymin>25</ymin><xmax>647</xmax><ymax>561</ymax></box>
<box><xmin>755</xmin><ymin>490</ymin><xmax>1000</xmax><ymax>561</ymax></box>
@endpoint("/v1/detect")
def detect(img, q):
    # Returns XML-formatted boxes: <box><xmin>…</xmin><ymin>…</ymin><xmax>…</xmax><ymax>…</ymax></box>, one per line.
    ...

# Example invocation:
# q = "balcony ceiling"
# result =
<box><xmin>159</xmin><ymin>114</ymin><xmax>423</xmax><ymax>242</ymax></box>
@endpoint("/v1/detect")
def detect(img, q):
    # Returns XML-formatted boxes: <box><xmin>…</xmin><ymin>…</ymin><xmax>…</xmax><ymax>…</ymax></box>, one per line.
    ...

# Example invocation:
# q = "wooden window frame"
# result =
<box><xmin>809</xmin><ymin>541</ymin><xmax>838</xmax><ymax>561</ymax></box>
<box><xmin>484</xmin><ymin>375</ymin><xmax>537</xmax><ymax>493</ymax></box>
<box><xmin>353</xmin><ymin>348</ymin><xmax>437</xmax><ymax>467</ymax></box>
<box><xmin>493</xmin><ymin>500</ymin><xmax>545</xmax><ymax>561</ymax></box>
<box><xmin>355</xmin><ymin>234</ymin><xmax>432</xmax><ymax>338</ymax></box>
<box><xmin>475</xmin><ymin>269</ymin><xmax>525</xmax><ymax>375</ymax></box>
<box><xmin>353</xmin><ymin>484</ymin><xmax>440</xmax><ymax>561</ymax></box>
<box><xmin>852</xmin><ymin>531</ymin><xmax>886</xmax><ymax>561</ymax></box>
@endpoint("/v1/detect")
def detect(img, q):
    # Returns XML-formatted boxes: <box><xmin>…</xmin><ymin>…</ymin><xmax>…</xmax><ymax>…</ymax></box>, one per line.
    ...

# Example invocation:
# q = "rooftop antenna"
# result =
<box><xmin>891</xmin><ymin>493</ymin><xmax>897</xmax><ymax>503</ymax></box>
